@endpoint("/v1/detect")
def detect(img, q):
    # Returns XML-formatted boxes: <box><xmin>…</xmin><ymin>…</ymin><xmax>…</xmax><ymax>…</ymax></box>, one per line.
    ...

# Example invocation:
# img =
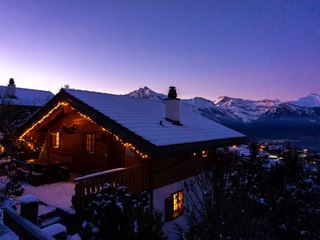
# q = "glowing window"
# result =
<box><xmin>84</xmin><ymin>133</ymin><xmax>95</xmax><ymax>153</ymax></box>
<box><xmin>51</xmin><ymin>132</ymin><xmax>60</xmax><ymax>148</ymax></box>
<box><xmin>173</xmin><ymin>191</ymin><xmax>183</xmax><ymax>218</ymax></box>
<box><xmin>165</xmin><ymin>190</ymin><xmax>184</xmax><ymax>221</ymax></box>
<box><xmin>202</xmin><ymin>150</ymin><xmax>209</xmax><ymax>158</ymax></box>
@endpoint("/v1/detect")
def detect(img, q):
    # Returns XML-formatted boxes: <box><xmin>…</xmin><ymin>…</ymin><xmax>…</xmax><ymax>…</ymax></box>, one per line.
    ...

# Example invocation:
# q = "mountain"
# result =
<box><xmin>214</xmin><ymin>96</ymin><xmax>281</xmax><ymax>123</ymax></box>
<box><xmin>126</xmin><ymin>87</ymin><xmax>320</xmax><ymax>150</ymax></box>
<box><xmin>127</xmin><ymin>86</ymin><xmax>166</xmax><ymax>101</ymax></box>
<box><xmin>126</xmin><ymin>87</ymin><xmax>320</xmax><ymax>125</ymax></box>
<box><xmin>287</xmin><ymin>93</ymin><xmax>320</xmax><ymax>107</ymax></box>
<box><xmin>127</xmin><ymin>87</ymin><xmax>238</xmax><ymax>125</ymax></box>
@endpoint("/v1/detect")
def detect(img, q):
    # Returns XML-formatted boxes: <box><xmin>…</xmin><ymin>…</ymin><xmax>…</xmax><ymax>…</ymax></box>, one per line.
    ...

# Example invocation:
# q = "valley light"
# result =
<box><xmin>268</xmin><ymin>155</ymin><xmax>280</xmax><ymax>160</ymax></box>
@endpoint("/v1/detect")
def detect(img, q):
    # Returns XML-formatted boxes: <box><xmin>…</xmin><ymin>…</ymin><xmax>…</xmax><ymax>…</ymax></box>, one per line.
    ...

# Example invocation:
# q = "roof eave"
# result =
<box><xmin>17</xmin><ymin>89</ymin><xmax>66</xmax><ymax>136</ymax></box>
<box><xmin>17</xmin><ymin>89</ymin><xmax>248</xmax><ymax>160</ymax></box>
<box><xmin>151</xmin><ymin>136</ymin><xmax>248</xmax><ymax>159</ymax></box>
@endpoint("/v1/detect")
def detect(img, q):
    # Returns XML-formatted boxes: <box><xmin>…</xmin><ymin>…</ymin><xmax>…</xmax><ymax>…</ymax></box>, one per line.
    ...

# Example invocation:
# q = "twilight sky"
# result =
<box><xmin>0</xmin><ymin>1</ymin><xmax>319</xmax><ymax>101</ymax></box>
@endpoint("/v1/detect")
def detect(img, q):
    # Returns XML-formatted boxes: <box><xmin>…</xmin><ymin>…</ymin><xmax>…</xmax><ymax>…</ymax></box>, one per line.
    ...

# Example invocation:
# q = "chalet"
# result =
<box><xmin>0</xmin><ymin>78</ymin><xmax>54</xmax><ymax>128</ymax></box>
<box><xmin>0</xmin><ymin>78</ymin><xmax>54</xmax><ymax>155</ymax></box>
<box><xmin>17</xmin><ymin>86</ymin><xmax>246</xmax><ymax>238</ymax></box>
<box><xmin>0</xmin><ymin>78</ymin><xmax>54</xmax><ymax>109</ymax></box>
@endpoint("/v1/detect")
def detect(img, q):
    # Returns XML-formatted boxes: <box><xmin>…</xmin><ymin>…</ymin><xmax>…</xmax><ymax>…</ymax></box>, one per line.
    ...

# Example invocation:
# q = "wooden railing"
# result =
<box><xmin>73</xmin><ymin>164</ymin><xmax>151</xmax><ymax>213</ymax></box>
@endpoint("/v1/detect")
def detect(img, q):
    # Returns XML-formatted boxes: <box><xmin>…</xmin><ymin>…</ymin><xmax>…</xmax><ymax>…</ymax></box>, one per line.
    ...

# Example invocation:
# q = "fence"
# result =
<box><xmin>73</xmin><ymin>164</ymin><xmax>151</xmax><ymax>213</ymax></box>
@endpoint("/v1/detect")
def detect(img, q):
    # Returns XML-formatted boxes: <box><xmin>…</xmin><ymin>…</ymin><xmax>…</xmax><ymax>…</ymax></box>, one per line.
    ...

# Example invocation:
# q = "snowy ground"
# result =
<box><xmin>0</xmin><ymin>180</ymin><xmax>76</xmax><ymax>239</ymax></box>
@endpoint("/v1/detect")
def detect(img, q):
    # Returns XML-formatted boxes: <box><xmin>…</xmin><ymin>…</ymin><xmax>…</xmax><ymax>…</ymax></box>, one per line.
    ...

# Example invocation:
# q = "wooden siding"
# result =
<box><xmin>152</xmin><ymin>153</ymin><xmax>213</xmax><ymax>189</ymax></box>
<box><xmin>22</xmin><ymin>106</ymin><xmax>144</xmax><ymax>174</ymax></box>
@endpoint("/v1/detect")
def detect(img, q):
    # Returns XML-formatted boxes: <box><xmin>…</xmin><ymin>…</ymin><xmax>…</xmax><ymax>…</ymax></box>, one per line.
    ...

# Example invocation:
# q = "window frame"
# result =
<box><xmin>51</xmin><ymin>131</ymin><xmax>60</xmax><ymax>149</ymax></box>
<box><xmin>165</xmin><ymin>190</ymin><xmax>184</xmax><ymax>221</ymax></box>
<box><xmin>84</xmin><ymin>133</ymin><xmax>95</xmax><ymax>153</ymax></box>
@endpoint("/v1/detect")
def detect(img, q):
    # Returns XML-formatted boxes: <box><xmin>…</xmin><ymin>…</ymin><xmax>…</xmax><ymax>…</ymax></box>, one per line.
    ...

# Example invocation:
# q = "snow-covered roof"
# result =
<box><xmin>64</xmin><ymin>89</ymin><xmax>246</xmax><ymax>147</ymax></box>
<box><xmin>0</xmin><ymin>86</ymin><xmax>54</xmax><ymax>107</ymax></box>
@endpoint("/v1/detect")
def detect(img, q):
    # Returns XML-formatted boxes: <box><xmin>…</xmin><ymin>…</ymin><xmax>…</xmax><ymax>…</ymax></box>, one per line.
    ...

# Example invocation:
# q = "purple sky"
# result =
<box><xmin>0</xmin><ymin>1</ymin><xmax>319</xmax><ymax>101</ymax></box>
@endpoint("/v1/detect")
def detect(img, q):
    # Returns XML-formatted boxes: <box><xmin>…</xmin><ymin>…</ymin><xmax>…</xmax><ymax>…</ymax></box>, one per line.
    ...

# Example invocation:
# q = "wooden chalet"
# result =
<box><xmin>0</xmin><ymin>78</ymin><xmax>54</xmax><ymax>110</ymax></box>
<box><xmin>0</xmin><ymin>78</ymin><xmax>53</xmax><ymax>157</ymax></box>
<box><xmin>17</xmin><ymin>86</ymin><xmax>246</xmax><ymax>237</ymax></box>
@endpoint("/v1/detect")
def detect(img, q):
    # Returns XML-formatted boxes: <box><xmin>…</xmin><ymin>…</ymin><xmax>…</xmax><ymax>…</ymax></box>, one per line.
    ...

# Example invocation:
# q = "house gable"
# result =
<box><xmin>18</xmin><ymin>88</ymin><xmax>246</xmax><ymax>160</ymax></box>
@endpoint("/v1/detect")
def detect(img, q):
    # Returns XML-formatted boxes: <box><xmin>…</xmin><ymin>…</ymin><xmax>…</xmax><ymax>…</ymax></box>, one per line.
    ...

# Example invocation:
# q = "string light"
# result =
<box><xmin>19</xmin><ymin>101</ymin><xmax>149</xmax><ymax>159</ymax></box>
<box><xmin>19</xmin><ymin>102</ymin><xmax>68</xmax><ymax>139</ymax></box>
<box><xmin>74</xmin><ymin>108</ymin><xmax>148</xmax><ymax>159</ymax></box>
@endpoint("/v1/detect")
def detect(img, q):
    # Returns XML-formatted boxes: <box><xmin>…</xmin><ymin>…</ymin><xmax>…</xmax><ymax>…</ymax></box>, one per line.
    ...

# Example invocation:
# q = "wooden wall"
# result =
<box><xmin>152</xmin><ymin>151</ymin><xmax>215</xmax><ymax>189</ymax></box>
<box><xmin>23</xmin><ymin>106</ymin><xmax>142</xmax><ymax>174</ymax></box>
<box><xmin>22</xmin><ymin>104</ymin><xmax>235</xmax><ymax>184</ymax></box>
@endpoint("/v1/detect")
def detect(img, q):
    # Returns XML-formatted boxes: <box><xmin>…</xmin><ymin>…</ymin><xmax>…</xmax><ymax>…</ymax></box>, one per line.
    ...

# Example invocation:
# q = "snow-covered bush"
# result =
<box><xmin>0</xmin><ymin>161</ymin><xmax>24</xmax><ymax>216</ymax></box>
<box><xmin>79</xmin><ymin>184</ymin><xmax>167</xmax><ymax>240</ymax></box>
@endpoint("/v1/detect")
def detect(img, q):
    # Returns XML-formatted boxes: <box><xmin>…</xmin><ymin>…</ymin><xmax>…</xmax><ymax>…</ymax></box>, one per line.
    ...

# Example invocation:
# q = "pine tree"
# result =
<box><xmin>182</xmin><ymin>144</ymin><xmax>320</xmax><ymax>239</ymax></box>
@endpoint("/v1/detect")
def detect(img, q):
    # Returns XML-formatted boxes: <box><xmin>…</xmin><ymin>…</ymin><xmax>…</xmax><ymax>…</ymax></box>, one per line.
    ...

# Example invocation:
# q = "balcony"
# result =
<box><xmin>73</xmin><ymin>164</ymin><xmax>151</xmax><ymax>213</ymax></box>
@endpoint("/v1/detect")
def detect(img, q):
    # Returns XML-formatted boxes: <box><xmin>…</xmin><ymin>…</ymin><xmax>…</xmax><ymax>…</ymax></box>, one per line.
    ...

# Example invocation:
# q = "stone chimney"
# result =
<box><xmin>165</xmin><ymin>86</ymin><xmax>181</xmax><ymax>125</ymax></box>
<box><xmin>7</xmin><ymin>78</ymin><xmax>16</xmax><ymax>98</ymax></box>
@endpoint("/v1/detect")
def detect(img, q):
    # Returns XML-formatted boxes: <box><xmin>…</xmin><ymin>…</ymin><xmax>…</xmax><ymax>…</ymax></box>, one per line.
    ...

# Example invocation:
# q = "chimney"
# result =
<box><xmin>165</xmin><ymin>86</ymin><xmax>181</xmax><ymax>125</ymax></box>
<box><xmin>7</xmin><ymin>78</ymin><xmax>16</xmax><ymax>98</ymax></box>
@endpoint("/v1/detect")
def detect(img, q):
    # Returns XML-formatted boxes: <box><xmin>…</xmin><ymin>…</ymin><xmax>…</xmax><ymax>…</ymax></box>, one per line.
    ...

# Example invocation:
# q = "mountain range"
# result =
<box><xmin>127</xmin><ymin>87</ymin><xmax>320</xmax><ymax>150</ymax></box>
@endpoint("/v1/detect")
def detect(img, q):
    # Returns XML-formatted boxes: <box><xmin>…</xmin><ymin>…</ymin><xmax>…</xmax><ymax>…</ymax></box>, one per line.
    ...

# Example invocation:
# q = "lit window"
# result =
<box><xmin>202</xmin><ymin>150</ymin><xmax>209</xmax><ymax>158</ymax></box>
<box><xmin>84</xmin><ymin>133</ymin><xmax>95</xmax><ymax>153</ymax></box>
<box><xmin>165</xmin><ymin>190</ymin><xmax>183</xmax><ymax>221</ymax></box>
<box><xmin>173</xmin><ymin>191</ymin><xmax>183</xmax><ymax>218</ymax></box>
<box><xmin>51</xmin><ymin>132</ymin><xmax>60</xmax><ymax>148</ymax></box>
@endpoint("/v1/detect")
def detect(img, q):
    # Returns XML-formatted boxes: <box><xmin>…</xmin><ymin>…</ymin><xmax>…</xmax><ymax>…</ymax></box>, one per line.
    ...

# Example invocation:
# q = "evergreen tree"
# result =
<box><xmin>182</xmin><ymin>151</ymin><xmax>271</xmax><ymax>239</ymax></box>
<box><xmin>182</xmin><ymin>144</ymin><xmax>320</xmax><ymax>239</ymax></box>
<box><xmin>79</xmin><ymin>184</ymin><xmax>167</xmax><ymax>240</ymax></box>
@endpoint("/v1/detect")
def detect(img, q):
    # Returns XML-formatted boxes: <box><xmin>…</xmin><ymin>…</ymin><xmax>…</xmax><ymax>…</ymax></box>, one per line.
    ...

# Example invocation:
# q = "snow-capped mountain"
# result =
<box><xmin>214</xmin><ymin>96</ymin><xmax>281</xmax><ymax>123</ymax></box>
<box><xmin>126</xmin><ymin>87</ymin><xmax>320</xmax><ymax>149</ymax></box>
<box><xmin>183</xmin><ymin>97</ymin><xmax>239</xmax><ymax>123</ymax></box>
<box><xmin>260</xmin><ymin>102</ymin><xmax>320</xmax><ymax>121</ymax></box>
<box><xmin>127</xmin><ymin>86</ymin><xmax>166</xmax><ymax>101</ymax></box>
<box><xmin>127</xmin><ymin>87</ymin><xmax>320</xmax><ymax>125</ymax></box>
<box><xmin>287</xmin><ymin>93</ymin><xmax>320</xmax><ymax>108</ymax></box>
<box><xmin>127</xmin><ymin>87</ymin><xmax>237</xmax><ymax>124</ymax></box>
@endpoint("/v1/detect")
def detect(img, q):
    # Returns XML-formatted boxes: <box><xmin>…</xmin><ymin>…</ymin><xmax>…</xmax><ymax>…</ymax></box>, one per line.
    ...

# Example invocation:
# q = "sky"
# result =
<box><xmin>0</xmin><ymin>1</ymin><xmax>319</xmax><ymax>101</ymax></box>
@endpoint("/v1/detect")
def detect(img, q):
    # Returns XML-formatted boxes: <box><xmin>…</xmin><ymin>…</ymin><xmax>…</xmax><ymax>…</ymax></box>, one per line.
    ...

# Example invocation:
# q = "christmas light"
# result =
<box><xmin>20</xmin><ymin>101</ymin><xmax>149</xmax><ymax>159</ymax></box>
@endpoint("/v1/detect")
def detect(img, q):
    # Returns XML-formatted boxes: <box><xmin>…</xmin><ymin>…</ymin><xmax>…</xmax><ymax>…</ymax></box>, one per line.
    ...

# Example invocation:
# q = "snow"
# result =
<box><xmin>42</xmin><ymin>223</ymin><xmax>67</xmax><ymax>236</ymax></box>
<box><xmin>19</xmin><ymin>194</ymin><xmax>38</xmax><ymax>204</ymax></box>
<box><xmin>127</xmin><ymin>86</ymin><xmax>166</xmax><ymax>101</ymax></box>
<box><xmin>134</xmin><ymin>221</ymin><xmax>139</xmax><ymax>233</ymax></box>
<box><xmin>22</xmin><ymin>181</ymin><xmax>75</xmax><ymax>214</ymax></box>
<box><xmin>289</xmin><ymin>93</ymin><xmax>320</xmax><ymax>107</ymax></box>
<box><xmin>74</xmin><ymin>168</ymin><xmax>125</xmax><ymax>182</ymax></box>
<box><xmin>0</xmin><ymin>180</ymin><xmax>75</xmax><ymax>239</ymax></box>
<box><xmin>185</xmin><ymin>97</ymin><xmax>216</xmax><ymax>109</ymax></box>
<box><xmin>64</xmin><ymin>88</ymin><xmax>245</xmax><ymax>147</ymax></box>
<box><xmin>0</xmin><ymin>86</ymin><xmax>54</xmax><ymax>107</ymax></box>
<box><xmin>214</xmin><ymin>96</ymin><xmax>281</xmax><ymax>123</ymax></box>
